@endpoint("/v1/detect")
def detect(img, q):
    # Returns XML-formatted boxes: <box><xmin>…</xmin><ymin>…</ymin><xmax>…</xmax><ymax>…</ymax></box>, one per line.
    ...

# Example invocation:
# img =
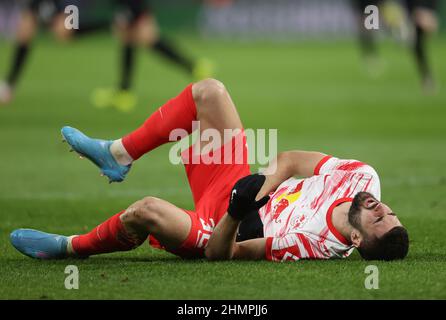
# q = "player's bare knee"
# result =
<box><xmin>121</xmin><ymin>197</ymin><xmax>162</xmax><ymax>227</ymax></box>
<box><xmin>135</xmin><ymin>15</ymin><xmax>160</xmax><ymax>46</ymax></box>
<box><xmin>51</xmin><ymin>14</ymin><xmax>73</xmax><ymax>42</ymax></box>
<box><xmin>16</xmin><ymin>12</ymin><xmax>37</xmax><ymax>42</ymax></box>
<box><xmin>137</xmin><ymin>196</ymin><xmax>163</xmax><ymax>226</ymax></box>
<box><xmin>122</xmin><ymin>209</ymin><xmax>155</xmax><ymax>228</ymax></box>
<box><xmin>193</xmin><ymin>78</ymin><xmax>227</xmax><ymax>105</ymax></box>
<box><xmin>414</xmin><ymin>9</ymin><xmax>438</xmax><ymax>33</ymax></box>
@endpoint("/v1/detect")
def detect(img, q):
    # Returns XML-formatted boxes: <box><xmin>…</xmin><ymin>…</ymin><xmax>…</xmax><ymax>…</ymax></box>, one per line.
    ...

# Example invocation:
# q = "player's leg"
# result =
<box><xmin>63</xmin><ymin>78</ymin><xmax>242</xmax><ymax>182</ymax></box>
<box><xmin>10</xmin><ymin>196</ymin><xmax>191</xmax><ymax>259</ymax></box>
<box><xmin>90</xmin><ymin>4</ymin><xmax>139</xmax><ymax>112</ymax></box>
<box><xmin>118</xmin><ymin>27</ymin><xmax>136</xmax><ymax>93</ymax></box>
<box><xmin>405</xmin><ymin>0</ymin><xmax>438</xmax><ymax>92</ymax></box>
<box><xmin>120</xmin><ymin>197</ymin><xmax>191</xmax><ymax>250</ymax></box>
<box><xmin>130</xmin><ymin>0</ymin><xmax>213</xmax><ymax>80</ymax></box>
<box><xmin>51</xmin><ymin>12</ymin><xmax>73</xmax><ymax>42</ymax></box>
<box><xmin>140</xmin><ymin>14</ymin><xmax>194</xmax><ymax>74</ymax></box>
<box><xmin>192</xmin><ymin>78</ymin><xmax>243</xmax><ymax>141</ymax></box>
<box><xmin>62</xmin><ymin>81</ymin><xmax>197</xmax><ymax>182</ymax></box>
<box><xmin>91</xmin><ymin>0</ymin><xmax>153</xmax><ymax>112</ymax></box>
<box><xmin>51</xmin><ymin>1</ymin><xmax>107</xmax><ymax>42</ymax></box>
<box><xmin>125</xmin><ymin>1</ymin><xmax>194</xmax><ymax>76</ymax></box>
<box><xmin>351</xmin><ymin>0</ymin><xmax>385</xmax><ymax>76</ymax></box>
<box><xmin>71</xmin><ymin>196</ymin><xmax>191</xmax><ymax>256</ymax></box>
<box><xmin>111</xmin><ymin>1</ymin><xmax>146</xmax><ymax>111</ymax></box>
<box><xmin>180</xmin><ymin>79</ymin><xmax>259</xmax><ymax>249</ymax></box>
<box><xmin>120</xmin><ymin>78</ymin><xmax>243</xmax><ymax>162</ymax></box>
<box><xmin>91</xmin><ymin>0</ymin><xmax>212</xmax><ymax>111</ymax></box>
<box><xmin>352</xmin><ymin>0</ymin><xmax>378</xmax><ymax>57</ymax></box>
<box><xmin>0</xmin><ymin>8</ymin><xmax>37</xmax><ymax>104</ymax></box>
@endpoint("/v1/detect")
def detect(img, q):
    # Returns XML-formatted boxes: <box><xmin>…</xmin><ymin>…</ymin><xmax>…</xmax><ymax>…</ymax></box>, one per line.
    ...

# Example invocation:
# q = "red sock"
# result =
<box><xmin>71</xmin><ymin>212</ymin><xmax>141</xmax><ymax>256</ymax></box>
<box><xmin>122</xmin><ymin>83</ymin><xmax>197</xmax><ymax>160</ymax></box>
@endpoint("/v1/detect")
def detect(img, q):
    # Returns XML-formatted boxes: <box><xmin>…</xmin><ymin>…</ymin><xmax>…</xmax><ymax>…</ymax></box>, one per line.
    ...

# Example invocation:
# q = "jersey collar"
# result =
<box><xmin>326</xmin><ymin>197</ymin><xmax>353</xmax><ymax>246</ymax></box>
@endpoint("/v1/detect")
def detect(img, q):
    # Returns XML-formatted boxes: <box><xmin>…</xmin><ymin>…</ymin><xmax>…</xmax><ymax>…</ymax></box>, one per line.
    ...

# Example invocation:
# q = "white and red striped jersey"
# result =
<box><xmin>259</xmin><ymin>155</ymin><xmax>381</xmax><ymax>262</ymax></box>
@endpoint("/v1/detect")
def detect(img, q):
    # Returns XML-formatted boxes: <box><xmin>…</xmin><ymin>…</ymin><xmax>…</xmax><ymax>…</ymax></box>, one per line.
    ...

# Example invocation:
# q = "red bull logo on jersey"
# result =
<box><xmin>271</xmin><ymin>181</ymin><xmax>304</xmax><ymax>221</ymax></box>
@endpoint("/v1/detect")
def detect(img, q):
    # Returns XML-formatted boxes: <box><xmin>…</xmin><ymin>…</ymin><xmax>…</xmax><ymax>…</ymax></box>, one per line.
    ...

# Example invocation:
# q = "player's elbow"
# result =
<box><xmin>276</xmin><ymin>151</ymin><xmax>292</xmax><ymax>163</ymax></box>
<box><xmin>204</xmin><ymin>247</ymin><xmax>222</xmax><ymax>261</ymax></box>
<box><xmin>276</xmin><ymin>151</ymin><xmax>298</xmax><ymax>174</ymax></box>
<box><xmin>278</xmin><ymin>150</ymin><xmax>326</xmax><ymax>177</ymax></box>
<box><xmin>204</xmin><ymin>246</ymin><xmax>224</xmax><ymax>261</ymax></box>
<box><xmin>204</xmin><ymin>244</ymin><xmax>235</xmax><ymax>261</ymax></box>
<box><xmin>204</xmin><ymin>247</ymin><xmax>217</xmax><ymax>261</ymax></box>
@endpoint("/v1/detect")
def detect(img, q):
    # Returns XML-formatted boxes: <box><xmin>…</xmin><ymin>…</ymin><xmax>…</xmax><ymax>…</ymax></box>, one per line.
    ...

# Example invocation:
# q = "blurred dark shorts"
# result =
<box><xmin>405</xmin><ymin>0</ymin><xmax>438</xmax><ymax>12</ymax></box>
<box><xmin>27</xmin><ymin>0</ymin><xmax>65</xmax><ymax>13</ymax></box>
<box><xmin>353</xmin><ymin>0</ymin><xmax>437</xmax><ymax>12</ymax></box>
<box><xmin>26</xmin><ymin>0</ymin><xmax>154</xmax><ymax>21</ymax></box>
<box><xmin>115</xmin><ymin>0</ymin><xmax>152</xmax><ymax>22</ymax></box>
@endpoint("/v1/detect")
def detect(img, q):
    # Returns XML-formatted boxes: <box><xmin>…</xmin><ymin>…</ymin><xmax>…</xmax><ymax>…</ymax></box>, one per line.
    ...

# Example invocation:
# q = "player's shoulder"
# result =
<box><xmin>319</xmin><ymin>156</ymin><xmax>380</xmax><ymax>179</ymax></box>
<box><xmin>342</xmin><ymin>158</ymin><xmax>379</xmax><ymax>177</ymax></box>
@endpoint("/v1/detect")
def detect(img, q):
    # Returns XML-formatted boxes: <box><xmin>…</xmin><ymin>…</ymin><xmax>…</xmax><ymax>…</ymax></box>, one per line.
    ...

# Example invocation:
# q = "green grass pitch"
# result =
<box><xmin>0</xmin><ymin>34</ymin><xmax>445</xmax><ymax>299</ymax></box>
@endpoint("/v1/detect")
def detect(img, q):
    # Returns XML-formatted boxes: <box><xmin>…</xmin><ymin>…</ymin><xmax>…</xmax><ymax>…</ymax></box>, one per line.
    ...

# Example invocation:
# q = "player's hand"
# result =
<box><xmin>227</xmin><ymin>174</ymin><xmax>270</xmax><ymax>221</ymax></box>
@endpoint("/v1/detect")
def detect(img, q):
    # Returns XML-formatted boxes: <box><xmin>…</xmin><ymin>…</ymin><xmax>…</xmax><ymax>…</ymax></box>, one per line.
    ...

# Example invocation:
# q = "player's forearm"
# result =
<box><xmin>256</xmin><ymin>152</ymin><xmax>301</xmax><ymax>199</ymax></box>
<box><xmin>232</xmin><ymin>238</ymin><xmax>267</xmax><ymax>260</ymax></box>
<box><xmin>284</xmin><ymin>151</ymin><xmax>327</xmax><ymax>177</ymax></box>
<box><xmin>269</xmin><ymin>151</ymin><xmax>326</xmax><ymax>178</ymax></box>
<box><xmin>205</xmin><ymin>214</ymin><xmax>240</xmax><ymax>261</ymax></box>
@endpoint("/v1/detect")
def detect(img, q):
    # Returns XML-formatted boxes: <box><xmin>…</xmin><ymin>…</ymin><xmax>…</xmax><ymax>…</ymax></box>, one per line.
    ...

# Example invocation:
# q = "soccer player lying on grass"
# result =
<box><xmin>10</xmin><ymin>79</ymin><xmax>409</xmax><ymax>261</ymax></box>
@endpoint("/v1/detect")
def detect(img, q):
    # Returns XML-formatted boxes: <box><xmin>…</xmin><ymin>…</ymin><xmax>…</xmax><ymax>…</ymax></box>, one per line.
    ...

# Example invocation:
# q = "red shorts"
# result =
<box><xmin>149</xmin><ymin>131</ymin><xmax>250</xmax><ymax>258</ymax></box>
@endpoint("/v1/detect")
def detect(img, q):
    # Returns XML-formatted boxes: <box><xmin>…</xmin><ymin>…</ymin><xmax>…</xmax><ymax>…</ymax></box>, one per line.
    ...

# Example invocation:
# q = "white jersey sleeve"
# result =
<box><xmin>265</xmin><ymin>233</ymin><xmax>333</xmax><ymax>261</ymax></box>
<box><xmin>314</xmin><ymin>155</ymin><xmax>381</xmax><ymax>200</ymax></box>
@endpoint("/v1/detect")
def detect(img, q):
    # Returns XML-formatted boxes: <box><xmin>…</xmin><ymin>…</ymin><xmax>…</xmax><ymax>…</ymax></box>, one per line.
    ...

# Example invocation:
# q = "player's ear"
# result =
<box><xmin>350</xmin><ymin>229</ymin><xmax>362</xmax><ymax>248</ymax></box>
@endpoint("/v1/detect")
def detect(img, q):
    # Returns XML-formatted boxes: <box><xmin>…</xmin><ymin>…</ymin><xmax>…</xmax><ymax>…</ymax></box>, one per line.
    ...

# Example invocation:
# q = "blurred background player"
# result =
<box><xmin>405</xmin><ymin>0</ymin><xmax>439</xmax><ymax>92</ymax></box>
<box><xmin>0</xmin><ymin>0</ymin><xmax>107</xmax><ymax>106</ymax></box>
<box><xmin>92</xmin><ymin>0</ymin><xmax>214</xmax><ymax>112</ymax></box>
<box><xmin>0</xmin><ymin>0</ymin><xmax>68</xmax><ymax>105</ymax></box>
<box><xmin>0</xmin><ymin>0</ymin><xmax>214</xmax><ymax>109</ymax></box>
<box><xmin>352</xmin><ymin>0</ymin><xmax>439</xmax><ymax>93</ymax></box>
<box><xmin>352</xmin><ymin>0</ymin><xmax>383</xmax><ymax>75</ymax></box>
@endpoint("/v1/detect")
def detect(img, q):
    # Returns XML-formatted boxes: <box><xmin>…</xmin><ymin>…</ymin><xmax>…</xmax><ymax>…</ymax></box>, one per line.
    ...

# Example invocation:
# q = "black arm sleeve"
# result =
<box><xmin>236</xmin><ymin>210</ymin><xmax>264</xmax><ymax>242</ymax></box>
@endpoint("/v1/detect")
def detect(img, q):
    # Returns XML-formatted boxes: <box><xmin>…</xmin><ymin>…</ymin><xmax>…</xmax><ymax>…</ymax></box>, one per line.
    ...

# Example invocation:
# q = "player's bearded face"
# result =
<box><xmin>348</xmin><ymin>192</ymin><xmax>372</xmax><ymax>231</ymax></box>
<box><xmin>348</xmin><ymin>191</ymin><xmax>402</xmax><ymax>238</ymax></box>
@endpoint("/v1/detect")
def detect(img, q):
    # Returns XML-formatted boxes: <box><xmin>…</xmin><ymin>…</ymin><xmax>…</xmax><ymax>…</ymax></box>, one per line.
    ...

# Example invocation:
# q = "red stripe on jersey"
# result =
<box><xmin>343</xmin><ymin>186</ymin><xmax>351</xmax><ymax>198</ymax></box>
<box><xmin>330</xmin><ymin>172</ymin><xmax>354</xmax><ymax>197</ymax></box>
<box><xmin>349</xmin><ymin>174</ymin><xmax>368</xmax><ymax>199</ymax></box>
<box><xmin>318</xmin><ymin>228</ymin><xmax>331</xmax><ymax>256</ymax></box>
<box><xmin>276</xmin><ymin>245</ymin><xmax>302</xmax><ymax>261</ymax></box>
<box><xmin>326</xmin><ymin>198</ymin><xmax>352</xmax><ymax>246</ymax></box>
<box><xmin>281</xmin><ymin>208</ymin><xmax>295</xmax><ymax>234</ymax></box>
<box><xmin>263</xmin><ymin>198</ymin><xmax>273</xmax><ymax>216</ymax></box>
<box><xmin>350</xmin><ymin>173</ymin><xmax>364</xmax><ymax>196</ymax></box>
<box><xmin>291</xmin><ymin>181</ymin><xmax>304</xmax><ymax>193</ymax></box>
<box><xmin>336</xmin><ymin>161</ymin><xmax>365</xmax><ymax>172</ymax></box>
<box><xmin>297</xmin><ymin>233</ymin><xmax>316</xmax><ymax>258</ymax></box>
<box><xmin>314</xmin><ymin>155</ymin><xmax>332</xmax><ymax>175</ymax></box>
<box><xmin>310</xmin><ymin>175</ymin><xmax>330</xmax><ymax>210</ymax></box>
<box><xmin>265</xmin><ymin>237</ymin><xmax>273</xmax><ymax>261</ymax></box>
<box><xmin>364</xmin><ymin>176</ymin><xmax>372</xmax><ymax>192</ymax></box>
<box><xmin>319</xmin><ymin>227</ymin><xmax>329</xmax><ymax>243</ymax></box>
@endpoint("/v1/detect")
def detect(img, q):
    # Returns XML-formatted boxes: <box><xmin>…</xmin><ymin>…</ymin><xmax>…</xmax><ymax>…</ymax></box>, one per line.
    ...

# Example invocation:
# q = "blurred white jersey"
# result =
<box><xmin>259</xmin><ymin>156</ymin><xmax>381</xmax><ymax>262</ymax></box>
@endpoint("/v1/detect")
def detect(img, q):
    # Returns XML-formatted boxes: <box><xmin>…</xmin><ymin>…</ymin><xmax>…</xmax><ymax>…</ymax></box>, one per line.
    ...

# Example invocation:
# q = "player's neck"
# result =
<box><xmin>331</xmin><ymin>202</ymin><xmax>354</xmax><ymax>244</ymax></box>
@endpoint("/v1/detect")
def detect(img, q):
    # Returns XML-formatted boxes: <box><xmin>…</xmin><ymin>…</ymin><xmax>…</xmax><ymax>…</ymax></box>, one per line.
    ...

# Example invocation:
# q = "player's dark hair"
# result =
<box><xmin>358</xmin><ymin>226</ymin><xmax>409</xmax><ymax>261</ymax></box>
